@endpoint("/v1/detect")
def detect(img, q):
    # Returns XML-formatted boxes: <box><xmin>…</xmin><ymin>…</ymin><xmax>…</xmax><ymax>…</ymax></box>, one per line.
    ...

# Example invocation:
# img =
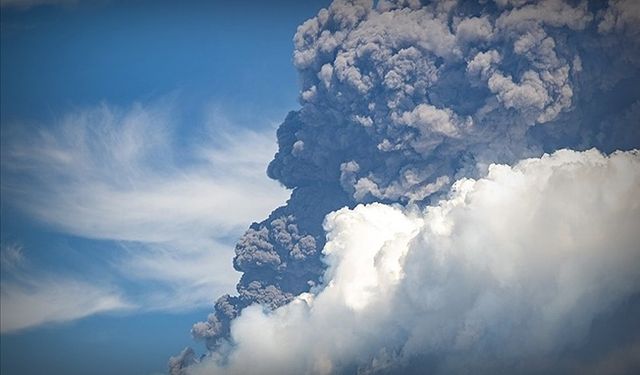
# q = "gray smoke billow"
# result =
<box><xmin>173</xmin><ymin>0</ymin><xmax>640</xmax><ymax>373</ymax></box>
<box><xmin>186</xmin><ymin>148</ymin><xmax>640</xmax><ymax>375</ymax></box>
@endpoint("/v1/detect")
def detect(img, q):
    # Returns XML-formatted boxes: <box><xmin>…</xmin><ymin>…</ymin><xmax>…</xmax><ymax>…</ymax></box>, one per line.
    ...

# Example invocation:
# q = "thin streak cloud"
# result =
<box><xmin>0</xmin><ymin>99</ymin><xmax>290</xmax><ymax>329</ymax></box>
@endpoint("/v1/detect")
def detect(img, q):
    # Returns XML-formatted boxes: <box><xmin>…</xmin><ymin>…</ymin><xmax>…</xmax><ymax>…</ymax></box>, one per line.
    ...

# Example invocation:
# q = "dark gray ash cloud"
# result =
<box><xmin>174</xmin><ymin>0</ymin><xmax>640</xmax><ymax>373</ymax></box>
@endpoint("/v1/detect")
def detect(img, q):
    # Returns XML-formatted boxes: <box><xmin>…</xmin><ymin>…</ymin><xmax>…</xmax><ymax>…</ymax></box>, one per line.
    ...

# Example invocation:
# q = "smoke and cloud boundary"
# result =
<box><xmin>178</xmin><ymin>0</ymin><xmax>640</xmax><ymax>373</ymax></box>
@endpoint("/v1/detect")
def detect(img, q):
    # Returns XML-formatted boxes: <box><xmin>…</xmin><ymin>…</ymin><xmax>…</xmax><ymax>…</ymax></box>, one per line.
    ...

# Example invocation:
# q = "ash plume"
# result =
<box><xmin>174</xmin><ymin>0</ymin><xmax>640</xmax><ymax>373</ymax></box>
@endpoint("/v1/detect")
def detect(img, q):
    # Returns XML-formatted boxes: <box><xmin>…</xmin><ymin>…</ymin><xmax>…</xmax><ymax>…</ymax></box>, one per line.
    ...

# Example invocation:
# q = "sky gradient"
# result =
<box><xmin>1</xmin><ymin>1</ymin><xmax>328</xmax><ymax>374</ymax></box>
<box><xmin>2</xmin><ymin>1</ymin><xmax>640</xmax><ymax>375</ymax></box>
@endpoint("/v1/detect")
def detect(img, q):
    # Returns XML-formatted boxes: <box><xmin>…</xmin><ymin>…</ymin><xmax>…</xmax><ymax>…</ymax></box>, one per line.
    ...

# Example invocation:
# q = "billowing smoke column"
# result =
<box><xmin>188</xmin><ymin>148</ymin><xmax>640</xmax><ymax>374</ymax></box>
<box><xmin>175</xmin><ymin>0</ymin><xmax>640</xmax><ymax>373</ymax></box>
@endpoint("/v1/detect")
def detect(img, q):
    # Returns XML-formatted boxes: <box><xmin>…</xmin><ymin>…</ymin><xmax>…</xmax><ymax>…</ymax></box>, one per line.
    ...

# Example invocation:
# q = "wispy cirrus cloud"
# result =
<box><xmin>1</xmin><ymin>276</ymin><xmax>132</xmax><ymax>334</ymax></box>
<box><xmin>2</xmin><ymin>101</ymin><xmax>286</xmax><ymax>243</ymax></box>
<box><xmin>0</xmin><ymin>242</ymin><xmax>25</xmax><ymax>271</ymax></box>
<box><xmin>0</xmin><ymin>99</ymin><xmax>289</xmax><ymax>330</ymax></box>
<box><xmin>0</xmin><ymin>242</ymin><xmax>132</xmax><ymax>334</ymax></box>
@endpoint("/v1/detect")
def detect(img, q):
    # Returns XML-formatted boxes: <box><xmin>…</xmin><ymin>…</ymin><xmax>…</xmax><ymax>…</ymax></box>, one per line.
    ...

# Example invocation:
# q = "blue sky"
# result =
<box><xmin>0</xmin><ymin>1</ymin><xmax>329</xmax><ymax>374</ymax></box>
<box><xmin>4</xmin><ymin>1</ymin><xmax>640</xmax><ymax>374</ymax></box>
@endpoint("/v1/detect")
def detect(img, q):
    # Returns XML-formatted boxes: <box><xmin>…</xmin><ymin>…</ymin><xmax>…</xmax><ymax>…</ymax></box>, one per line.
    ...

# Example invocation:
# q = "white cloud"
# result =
<box><xmin>1</xmin><ymin>276</ymin><xmax>132</xmax><ymax>334</ymax></box>
<box><xmin>0</xmin><ymin>100</ymin><xmax>290</xmax><ymax>327</ymax></box>
<box><xmin>189</xmin><ymin>148</ymin><xmax>640</xmax><ymax>374</ymax></box>
<box><xmin>2</xmin><ymin>102</ymin><xmax>287</xmax><ymax>243</ymax></box>
<box><xmin>115</xmin><ymin>241</ymin><xmax>239</xmax><ymax>312</ymax></box>
<box><xmin>0</xmin><ymin>243</ymin><xmax>130</xmax><ymax>334</ymax></box>
<box><xmin>0</xmin><ymin>242</ymin><xmax>25</xmax><ymax>271</ymax></box>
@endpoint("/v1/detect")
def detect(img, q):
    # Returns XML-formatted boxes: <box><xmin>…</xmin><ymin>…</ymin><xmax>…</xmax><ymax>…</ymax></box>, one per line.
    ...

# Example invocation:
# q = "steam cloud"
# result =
<box><xmin>177</xmin><ymin>0</ymin><xmax>640</xmax><ymax>373</ymax></box>
<box><xmin>187</xmin><ymin>148</ymin><xmax>640</xmax><ymax>374</ymax></box>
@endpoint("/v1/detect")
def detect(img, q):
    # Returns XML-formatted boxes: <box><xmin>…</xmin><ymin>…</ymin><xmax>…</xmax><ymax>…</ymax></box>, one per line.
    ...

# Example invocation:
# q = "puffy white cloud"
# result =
<box><xmin>188</xmin><ymin>148</ymin><xmax>640</xmax><ymax>374</ymax></box>
<box><xmin>188</xmin><ymin>0</ymin><xmax>640</xmax><ymax>359</ymax></box>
